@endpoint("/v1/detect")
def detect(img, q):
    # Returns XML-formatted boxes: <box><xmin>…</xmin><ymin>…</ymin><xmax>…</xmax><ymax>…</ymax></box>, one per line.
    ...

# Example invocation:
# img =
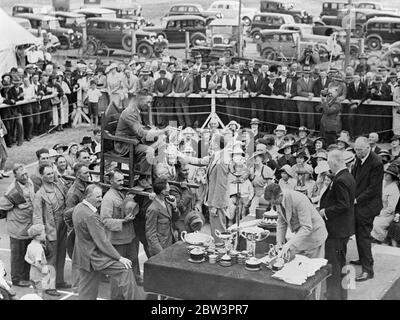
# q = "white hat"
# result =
<box><xmin>48</xmin><ymin>149</ymin><xmax>58</xmax><ymax>158</ymax></box>
<box><xmin>105</xmin><ymin>63</ymin><xmax>118</xmax><ymax>74</ymax></box>
<box><xmin>343</xmin><ymin>151</ymin><xmax>355</xmax><ymax>164</ymax></box>
<box><xmin>279</xmin><ymin>164</ymin><xmax>294</xmax><ymax>178</ymax></box>
<box><xmin>314</xmin><ymin>161</ymin><xmax>330</xmax><ymax>175</ymax></box>
<box><xmin>274</xmin><ymin>125</ymin><xmax>287</xmax><ymax>134</ymax></box>
<box><xmin>181</xmin><ymin>127</ymin><xmax>196</xmax><ymax>136</ymax></box>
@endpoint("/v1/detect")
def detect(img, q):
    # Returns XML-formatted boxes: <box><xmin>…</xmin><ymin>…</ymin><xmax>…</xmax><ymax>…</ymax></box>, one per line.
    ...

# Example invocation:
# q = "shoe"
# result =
<box><xmin>12</xmin><ymin>280</ymin><xmax>31</xmax><ymax>287</ymax></box>
<box><xmin>56</xmin><ymin>282</ymin><xmax>72</xmax><ymax>289</ymax></box>
<box><xmin>135</xmin><ymin>275</ymin><xmax>144</xmax><ymax>287</ymax></box>
<box><xmin>45</xmin><ymin>289</ymin><xmax>61</xmax><ymax>296</ymax></box>
<box><xmin>355</xmin><ymin>271</ymin><xmax>374</xmax><ymax>282</ymax></box>
<box><xmin>349</xmin><ymin>260</ymin><xmax>361</xmax><ymax>265</ymax></box>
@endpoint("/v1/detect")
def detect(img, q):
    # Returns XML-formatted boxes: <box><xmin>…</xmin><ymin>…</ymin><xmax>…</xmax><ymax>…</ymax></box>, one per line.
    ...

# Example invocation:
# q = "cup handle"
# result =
<box><xmin>215</xmin><ymin>229</ymin><xmax>221</xmax><ymax>238</ymax></box>
<box><xmin>181</xmin><ymin>230</ymin><xmax>187</xmax><ymax>242</ymax></box>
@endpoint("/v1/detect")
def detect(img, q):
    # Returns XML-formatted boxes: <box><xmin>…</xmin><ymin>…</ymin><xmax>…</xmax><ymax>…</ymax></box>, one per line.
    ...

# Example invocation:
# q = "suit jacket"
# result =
<box><xmin>312</xmin><ymin>77</ymin><xmax>331</xmax><ymax>97</ymax></box>
<box><xmin>247</xmin><ymin>75</ymin><xmax>266</xmax><ymax>95</ymax></box>
<box><xmin>347</xmin><ymin>81</ymin><xmax>367</xmax><ymax>100</ymax></box>
<box><xmin>316</xmin><ymin>98</ymin><xmax>342</xmax><ymax>132</ymax></box>
<box><xmin>277</xmin><ymin>190</ymin><xmax>328</xmax><ymax>253</ymax></box>
<box><xmin>194</xmin><ymin>75</ymin><xmax>211</xmax><ymax>93</ymax></box>
<box><xmin>154</xmin><ymin>77</ymin><xmax>172</xmax><ymax>95</ymax></box>
<box><xmin>264</xmin><ymin>78</ymin><xmax>282</xmax><ymax>96</ymax></box>
<box><xmin>172</xmin><ymin>75</ymin><xmax>193</xmax><ymax>96</ymax></box>
<box><xmin>319</xmin><ymin>169</ymin><xmax>356</xmax><ymax>238</ymax></box>
<box><xmin>279</xmin><ymin>79</ymin><xmax>297</xmax><ymax>98</ymax></box>
<box><xmin>352</xmin><ymin>151</ymin><xmax>384</xmax><ymax>218</ymax></box>
<box><xmin>297</xmin><ymin>78</ymin><xmax>315</xmax><ymax>97</ymax></box>
<box><xmin>145</xmin><ymin>198</ymin><xmax>179</xmax><ymax>256</ymax></box>
<box><xmin>72</xmin><ymin>201</ymin><xmax>121</xmax><ymax>272</ymax></box>
<box><xmin>369</xmin><ymin>82</ymin><xmax>392</xmax><ymax>101</ymax></box>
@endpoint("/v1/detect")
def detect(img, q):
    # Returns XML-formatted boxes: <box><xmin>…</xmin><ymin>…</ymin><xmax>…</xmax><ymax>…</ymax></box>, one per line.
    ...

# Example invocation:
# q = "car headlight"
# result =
<box><xmin>223</xmin><ymin>38</ymin><xmax>229</xmax><ymax>44</ymax></box>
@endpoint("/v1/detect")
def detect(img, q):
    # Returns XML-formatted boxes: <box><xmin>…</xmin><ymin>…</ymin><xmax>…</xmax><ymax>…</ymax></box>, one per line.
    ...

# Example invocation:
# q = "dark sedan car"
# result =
<box><xmin>164</xmin><ymin>3</ymin><xmax>221</xmax><ymax>24</ymax></box>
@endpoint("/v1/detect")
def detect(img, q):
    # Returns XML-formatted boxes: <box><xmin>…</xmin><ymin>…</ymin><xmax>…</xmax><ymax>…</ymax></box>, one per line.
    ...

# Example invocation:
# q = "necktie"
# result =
<box><xmin>286</xmin><ymin>81</ymin><xmax>290</xmax><ymax>93</ymax></box>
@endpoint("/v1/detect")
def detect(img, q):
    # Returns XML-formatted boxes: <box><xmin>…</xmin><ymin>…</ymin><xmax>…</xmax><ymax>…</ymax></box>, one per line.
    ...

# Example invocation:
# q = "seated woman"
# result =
<box><xmin>145</xmin><ymin>178</ymin><xmax>179</xmax><ymax>257</ymax></box>
<box><xmin>371</xmin><ymin>165</ymin><xmax>400</xmax><ymax>244</ymax></box>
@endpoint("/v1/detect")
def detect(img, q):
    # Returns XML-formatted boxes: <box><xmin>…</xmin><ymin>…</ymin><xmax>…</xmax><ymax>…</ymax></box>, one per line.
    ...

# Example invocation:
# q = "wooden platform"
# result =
<box><xmin>348</xmin><ymin>243</ymin><xmax>400</xmax><ymax>300</ymax></box>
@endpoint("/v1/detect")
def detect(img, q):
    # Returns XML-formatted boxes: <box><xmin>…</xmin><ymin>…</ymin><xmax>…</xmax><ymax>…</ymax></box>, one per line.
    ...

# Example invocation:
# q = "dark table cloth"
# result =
<box><xmin>144</xmin><ymin>242</ymin><xmax>331</xmax><ymax>300</ymax></box>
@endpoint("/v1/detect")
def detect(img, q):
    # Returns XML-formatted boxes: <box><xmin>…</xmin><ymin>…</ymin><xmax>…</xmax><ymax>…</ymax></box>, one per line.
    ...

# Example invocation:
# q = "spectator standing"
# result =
<box><xmin>87</xmin><ymin>80</ymin><xmax>102</xmax><ymax>129</ymax></box>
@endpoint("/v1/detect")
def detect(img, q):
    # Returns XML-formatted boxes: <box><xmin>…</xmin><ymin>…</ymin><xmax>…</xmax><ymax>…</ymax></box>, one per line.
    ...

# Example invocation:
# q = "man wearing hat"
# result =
<box><xmin>355</xmin><ymin>53</ymin><xmax>371</xmax><ymax>74</ymax></box>
<box><xmin>138</xmin><ymin>69</ymin><xmax>154</xmax><ymax>94</ymax></box>
<box><xmin>250</xmin><ymin>118</ymin><xmax>262</xmax><ymax>142</ymax></box>
<box><xmin>4</xmin><ymin>77</ymin><xmax>24</xmax><ymax>146</ymax></box>
<box><xmin>154</xmin><ymin>68</ymin><xmax>172</xmax><ymax>127</ymax></box>
<box><xmin>297</xmin><ymin>66</ymin><xmax>316</xmax><ymax>132</ymax></box>
<box><xmin>221</xmin><ymin>65</ymin><xmax>242</xmax><ymax>122</ymax></box>
<box><xmin>172</xmin><ymin>65</ymin><xmax>193</xmax><ymax>127</ymax></box>
<box><xmin>247</xmin><ymin>67</ymin><xmax>267</xmax><ymax>129</ymax></box>
<box><xmin>294</xmin><ymin>127</ymin><xmax>314</xmax><ymax>155</ymax></box>
<box><xmin>193</xmin><ymin>53</ymin><xmax>203</xmax><ymax>73</ymax></box>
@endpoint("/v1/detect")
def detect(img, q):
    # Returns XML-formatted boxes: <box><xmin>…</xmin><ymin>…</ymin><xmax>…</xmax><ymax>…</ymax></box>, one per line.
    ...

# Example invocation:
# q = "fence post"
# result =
<box><xmin>131</xmin><ymin>28</ymin><xmax>137</xmax><ymax>55</ymax></box>
<box><xmin>185</xmin><ymin>31</ymin><xmax>190</xmax><ymax>61</ymax></box>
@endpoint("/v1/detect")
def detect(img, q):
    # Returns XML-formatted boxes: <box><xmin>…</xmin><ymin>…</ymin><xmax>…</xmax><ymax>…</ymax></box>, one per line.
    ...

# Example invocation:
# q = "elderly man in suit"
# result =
<box><xmin>114</xmin><ymin>99</ymin><xmax>169</xmax><ymax>175</ymax></box>
<box><xmin>73</xmin><ymin>184</ymin><xmax>141</xmax><ymax>300</ymax></box>
<box><xmin>247</xmin><ymin>68</ymin><xmax>267</xmax><ymax>131</ymax></box>
<box><xmin>319</xmin><ymin>150</ymin><xmax>356</xmax><ymax>300</ymax></box>
<box><xmin>264</xmin><ymin>183</ymin><xmax>328</xmax><ymax>259</ymax></box>
<box><xmin>297</xmin><ymin>67</ymin><xmax>316</xmax><ymax>133</ymax></box>
<box><xmin>346</xmin><ymin>74</ymin><xmax>368</xmax><ymax>137</ymax></box>
<box><xmin>154</xmin><ymin>69</ymin><xmax>172</xmax><ymax>127</ymax></box>
<box><xmin>172</xmin><ymin>66</ymin><xmax>193</xmax><ymax>127</ymax></box>
<box><xmin>278</xmin><ymin>74</ymin><xmax>298</xmax><ymax>130</ymax></box>
<box><xmin>0</xmin><ymin>164</ymin><xmax>34</xmax><ymax>288</ymax></box>
<box><xmin>351</xmin><ymin>137</ymin><xmax>384</xmax><ymax>281</ymax></box>
<box><xmin>178</xmin><ymin>133</ymin><xmax>230</xmax><ymax>244</ymax></box>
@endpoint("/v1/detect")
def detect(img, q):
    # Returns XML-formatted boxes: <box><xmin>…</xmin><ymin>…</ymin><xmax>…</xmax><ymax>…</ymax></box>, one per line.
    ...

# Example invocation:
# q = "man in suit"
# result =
<box><xmin>319</xmin><ymin>150</ymin><xmax>356</xmax><ymax>300</ymax></box>
<box><xmin>154</xmin><ymin>69</ymin><xmax>172</xmax><ymax>127</ymax></box>
<box><xmin>278</xmin><ymin>74</ymin><xmax>298</xmax><ymax>130</ymax></box>
<box><xmin>368</xmin><ymin>132</ymin><xmax>381</xmax><ymax>154</ymax></box>
<box><xmin>312</xmin><ymin>71</ymin><xmax>331</xmax><ymax>97</ymax></box>
<box><xmin>264</xmin><ymin>70</ymin><xmax>282</xmax><ymax>130</ymax></box>
<box><xmin>172</xmin><ymin>66</ymin><xmax>193</xmax><ymax>127</ymax></box>
<box><xmin>247</xmin><ymin>68</ymin><xmax>267</xmax><ymax>130</ymax></box>
<box><xmin>351</xmin><ymin>137</ymin><xmax>384</xmax><ymax>281</ymax></box>
<box><xmin>221</xmin><ymin>66</ymin><xmax>241</xmax><ymax>122</ymax></box>
<box><xmin>73</xmin><ymin>184</ymin><xmax>141</xmax><ymax>300</ymax></box>
<box><xmin>297</xmin><ymin>68</ymin><xmax>316</xmax><ymax>133</ymax></box>
<box><xmin>346</xmin><ymin>74</ymin><xmax>368</xmax><ymax>137</ymax></box>
<box><xmin>193</xmin><ymin>65</ymin><xmax>211</xmax><ymax>126</ymax></box>
<box><xmin>264</xmin><ymin>183</ymin><xmax>328</xmax><ymax>259</ymax></box>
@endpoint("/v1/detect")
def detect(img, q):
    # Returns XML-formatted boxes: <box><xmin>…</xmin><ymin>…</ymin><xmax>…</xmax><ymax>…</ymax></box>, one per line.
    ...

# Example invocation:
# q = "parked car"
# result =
<box><xmin>85</xmin><ymin>18</ymin><xmax>159</xmax><ymax>57</ymax></box>
<box><xmin>74</xmin><ymin>8</ymin><xmax>117</xmax><ymax>19</ymax></box>
<box><xmin>12</xmin><ymin>4</ymin><xmax>54</xmax><ymax>16</ymax></box>
<box><xmin>203</xmin><ymin>0</ymin><xmax>258</xmax><ymax>26</ymax></box>
<box><xmin>191</xmin><ymin>18</ymin><xmax>244</xmax><ymax>62</ymax></box>
<box><xmin>102</xmin><ymin>5</ymin><xmax>150</xmax><ymax>26</ymax></box>
<box><xmin>365</xmin><ymin>17</ymin><xmax>400</xmax><ymax>50</ymax></box>
<box><xmin>14</xmin><ymin>13</ymin><xmax>82</xmax><ymax>49</ymax></box>
<box><xmin>354</xmin><ymin>1</ymin><xmax>384</xmax><ymax>10</ymax></box>
<box><xmin>164</xmin><ymin>3</ymin><xmax>221</xmax><ymax>25</ymax></box>
<box><xmin>143</xmin><ymin>15</ymin><xmax>207</xmax><ymax>46</ymax></box>
<box><xmin>279</xmin><ymin>23</ymin><xmax>331</xmax><ymax>43</ymax></box>
<box><xmin>256</xmin><ymin>29</ymin><xmax>302</xmax><ymax>61</ymax></box>
<box><xmin>259</xmin><ymin>0</ymin><xmax>313</xmax><ymax>24</ymax></box>
<box><xmin>49</xmin><ymin>11</ymin><xmax>86</xmax><ymax>33</ymax></box>
<box><xmin>312</xmin><ymin>23</ymin><xmax>344</xmax><ymax>36</ymax></box>
<box><xmin>320</xmin><ymin>1</ymin><xmax>349</xmax><ymax>17</ymax></box>
<box><xmin>249</xmin><ymin>13</ymin><xmax>295</xmax><ymax>40</ymax></box>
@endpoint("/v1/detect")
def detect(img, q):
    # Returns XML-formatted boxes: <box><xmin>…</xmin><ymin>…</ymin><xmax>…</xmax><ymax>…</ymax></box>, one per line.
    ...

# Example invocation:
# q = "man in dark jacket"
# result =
<box><xmin>247</xmin><ymin>68</ymin><xmax>267</xmax><ymax>129</ymax></box>
<box><xmin>154</xmin><ymin>69</ymin><xmax>172</xmax><ymax>127</ymax></box>
<box><xmin>346</xmin><ymin>74</ymin><xmax>368</xmax><ymax>137</ymax></box>
<box><xmin>4</xmin><ymin>77</ymin><xmax>24</xmax><ymax>146</ymax></box>
<box><xmin>319</xmin><ymin>150</ymin><xmax>356</xmax><ymax>300</ymax></box>
<box><xmin>351</xmin><ymin>137</ymin><xmax>384</xmax><ymax>281</ymax></box>
<box><xmin>312</xmin><ymin>71</ymin><xmax>331</xmax><ymax>97</ymax></box>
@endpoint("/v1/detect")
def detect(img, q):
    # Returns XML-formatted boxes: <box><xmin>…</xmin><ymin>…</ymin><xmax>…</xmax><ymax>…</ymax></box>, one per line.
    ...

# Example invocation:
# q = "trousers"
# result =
<box><xmin>297</xmin><ymin>101</ymin><xmax>315</xmax><ymax>131</ymax></box>
<box><xmin>208</xmin><ymin>206</ymin><xmax>227</xmax><ymax>245</ymax></box>
<box><xmin>9</xmin><ymin>237</ymin><xmax>30</xmax><ymax>283</ymax></box>
<box><xmin>175</xmin><ymin>97</ymin><xmax>192</xmax><ymax>127</ymax></box>
<box><xmin>355</xmin><ymin>212</ymin><xmax>374</xmax><ymax>275</ymax></box>
<box><xmin>325</xmin><ymin>237</ymin><xmax>349</xmax><ymax>300</ymax></box>
<box><xmin>114</xmin><ymin>239</ymin><xmax>140</xmax><ymax>277</ymax></box>
<box><xmin>46</xmin><ymin>218</ymin><xmax>68</xmax><ymax>285</ymax></box>
<box><xmin>78</xmin><ymin>261</ymin><xmax>142</xmax><ymax>300</ymax></box>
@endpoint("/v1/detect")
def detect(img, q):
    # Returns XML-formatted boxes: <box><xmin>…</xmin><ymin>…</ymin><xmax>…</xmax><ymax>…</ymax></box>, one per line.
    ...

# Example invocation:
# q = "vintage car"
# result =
<box><xmin>143</xmin><ymin>15</ymin><xmax>207</xmax><ymax>46</ymax></box>
<box><xmin>249</xmin><ymin>13</ymin><xmax>295</xmax><ymax>40</ymax></box>
<box><xmin>320</xmin><ymin>1</ymin><xmax>349</xmax><ymax>17</ymax></box>
<box><xmin>190</xmin><ymin>19</ymin><xmax>245</xmax><ymax>62</ymax></box>
<box><xmin>364</xmin><ymin>17</ymin><xmax>400</xmax><ymax>50</ymax></box>
<box><xmin>85</xmin><ymin>18</ymin><xmax>160</xmax><ymax>57</ymax></box>
<box><xmin>164</xmin><ymin>3</ymin><xmax>222</xmax><ymax>25</ymax></box>
<box><xmin>74</xmin><ymin>8</ymin><xmax>117</xmax><ymax>19</ymax></box>
<box><xmin>49</xmin><ymin>11</ymin><xmax>86</xmax><ymax>33</ymax></box>
<box><xmin>259</xmin><ymin>0</ymin><xmax>313</xmax><ymax>24</ymax></box>
<box><xmin>102</xmin><ymin>5</ymin><xmax>151</xmax><ymax>26</ymax></box>
<box><xmin>354</xmin><ymin>1</ymin><xmax>384</xmax><ymax>10</ymax></box>
<box><xmin>14</xmin><ymin>13</ymin><xmax>82</xmax><ymax>50</ymax></box>
<box><xmin>279</xmin><ymin>23</ymin><xmax>331</xmax><ymax>43</ymax></box>
<box><xmin>12</xmin><ymin>4</ymin><xmax>54</xmax><ymax>16</ymax></box>
<box><xmin>203</xmin><ymin>0</ymin><xmax>258</xmax><ymax>26</ymax></box>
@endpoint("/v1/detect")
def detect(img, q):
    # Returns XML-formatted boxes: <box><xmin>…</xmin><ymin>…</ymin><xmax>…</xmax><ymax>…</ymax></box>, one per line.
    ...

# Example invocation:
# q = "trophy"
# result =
<box><xmin>215</xmin><ymin>230</ymin><xmax>236</xmax><ymax>254</ymax></box>
<box><xmin>240</xmin><ymin>227</ymin><xmax>270</xmax><ymax>271</ymax></box>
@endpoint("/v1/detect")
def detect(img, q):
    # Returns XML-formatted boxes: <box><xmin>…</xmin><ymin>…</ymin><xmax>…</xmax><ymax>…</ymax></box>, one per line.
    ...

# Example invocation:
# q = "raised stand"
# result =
<box><xmin>71</xmin><ymin>104</ymin><xmax>91</xmax><ymax>127</ymax></box>
<box><xmin>201</xmin><ymin>90</ymin><xmax>225</xmax><ymax>129</ymax></box>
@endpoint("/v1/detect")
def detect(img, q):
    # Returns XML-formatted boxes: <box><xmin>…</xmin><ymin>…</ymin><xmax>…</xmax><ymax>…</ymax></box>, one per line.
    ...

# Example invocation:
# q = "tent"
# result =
<box><xmin>0</xmin><ymin>8</ymin><xmax>41</xmax><ymax>76</ymax></box>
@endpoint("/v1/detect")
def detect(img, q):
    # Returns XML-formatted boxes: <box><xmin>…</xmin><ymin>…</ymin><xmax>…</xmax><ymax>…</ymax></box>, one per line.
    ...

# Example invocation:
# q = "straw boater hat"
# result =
<box><xmin>227</xmin><ymin>120</ymin><xmax>240</xmax><ymax>131</ymax></box>
<box><xmin>314</xmin><ymin>161</ymin><xmax>330</xmax><ymax>175</ymax></box>
<box><xmin>279</xmin><ymin>164</ymin><xmax>294</xmax><ymax>178</ymax></box>
<box><xmin>294</xmin><ymin>149</ymin><xmax>309</xmax><ymax>161</ymax></box>
<box><xmin>250</xmin><ymin>118</ymin><xmax>260</xmax><ymax>125</ymax></box>
<box><xmin>298</xmin><ymin>126</ymin><xmax>310</xmax><ymax>134</ymax></box>
<box><xmin>336</xmin><ymin>136</ymin><xmax>350</xmax><ymax>148</ymax></box>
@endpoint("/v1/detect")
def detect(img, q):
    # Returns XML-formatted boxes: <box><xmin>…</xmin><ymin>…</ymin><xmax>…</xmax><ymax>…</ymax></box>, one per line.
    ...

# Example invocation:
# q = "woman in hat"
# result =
<box><xmin>371</xmin><ymin>165</ymin><xmax>400</xmax><ymax>244</ymax></box>
<box><xmin>248</xmin><ymin>150</ymin><xmax>275</xmax><ymax>216</ymax></box>
<box><xmin>65</xmin><ymin>142</ymin><xmax>79</xmax><ymax>168</ymax></box>
<box><xmin>294</xmin><ymin>126</ymin><xmax>315</xmax><ymax>156</ymax></box>
<box><xmin>278</xmin><ymin>165</ymin><xmax>296</xmax><ymax>191</ymax></box>
<box><xmin>106</xmin><ymin>63</ymin><xmax>123</xmax><ymax>109</ymax></box>
<box><xmin>311</xmin><ymin>161</ymin><xmax>330</xmax><ymax>205</ymax></box>
<box><xmin>273</xmin><ymin>125</ymin><xmax>287</xmax><ymax>149</ymax></box>
<box><xmin>48</xmin><ymin>75</ymin><xmax>64</xmax><ymax>132</ymax></box>
<box><xmin>277</xmin><ymin>143</ymin><xmax>296</xmax><ymax>168</ymax></box>
<box><xmin>378</xmin><ymin>150</ymin><xmax>392</xmax><ymax>170</ymax></box>
<box><xmin>57</xmin><ymin>72</ymin><xmax>70</xmax><ymax>131</ymax></box>
<box><xmin>390</xmin><ymin>135</ymin><xmax>400</xmax><ymax>160</ymax></box>
<box><xmin>291</xmin><ymin>149</ymin><xmax>314</xmax><ymax>190</ymax></box>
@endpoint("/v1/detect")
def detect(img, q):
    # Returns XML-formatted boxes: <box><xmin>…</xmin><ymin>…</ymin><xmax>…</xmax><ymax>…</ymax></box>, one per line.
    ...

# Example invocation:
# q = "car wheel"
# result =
<box><xmin>122</xmin><ymin>34</ymin><xmax>134</xmax><ymax>51</ymax></box>
<box><xmin>59</xmin><ymin>37</ymin><xmax>70</xmax><ymax>50</ymax></box>
<box><xmin>156</xmin><ymin>33</ymin><xmax>167</xmax><ymax>40</ymax></box>
<box><xmin>252</xmin><ymin>31</ymin><xmax>261</xmax><ymax>41</ymax></box>
<box><xmin>84</xmin><ymin>38</ymin><xmax>98</xmax><ymax>56</ymax></box>
<box><xmin>262</xmin><ymin>48</ymin><xmax>277</xmax><ymax>60</ymax></box>
<box><xmin>242</xmin><ymin>16</ymin><xmax>251</xmax><ymax>26</ymax></box>
<box><xmin>367</xmin><ymin>37</ymin><xmax>382</xmax><ymax>51</ymax></box>
<box><xmin>137</xmin><ymin>42</ymin><xmax>154</xmax><ymax>59</ymax></box>
<box><xmin>190</xmin><ymin>33</ymin><xmax>206</xmax><ymax>46</ymax></box>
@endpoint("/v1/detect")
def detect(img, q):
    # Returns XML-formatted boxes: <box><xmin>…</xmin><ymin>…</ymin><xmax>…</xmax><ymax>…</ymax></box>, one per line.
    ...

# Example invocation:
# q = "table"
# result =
<box><xmin>144</xmin><ymin>242</ymin><xmax>331</xmax><ymax>300</ymax></box>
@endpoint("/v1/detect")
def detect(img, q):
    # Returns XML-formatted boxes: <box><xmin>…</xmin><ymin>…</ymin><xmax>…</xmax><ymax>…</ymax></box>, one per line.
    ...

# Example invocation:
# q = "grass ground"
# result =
<box><xmin>4</xmin><ymin>126</ymin><xmax>91</xmax><ymax>171</ymax></box>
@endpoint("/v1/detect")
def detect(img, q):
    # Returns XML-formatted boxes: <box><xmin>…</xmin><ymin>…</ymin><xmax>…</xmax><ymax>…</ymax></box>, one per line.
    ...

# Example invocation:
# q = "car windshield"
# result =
<box><xmin>211</xmin><ymin>25</ymin><xmax>235</xmax><ymax>34</ymax></box>
<box><xmin>44</xmin><ymin>19</ymin><xmax>60</xmax><ymax>29</ymax></box>
<box><xmin>123</xmin><ymin>22</ymin><xmax>136</xmax><ymax>30</ymax></box>
<box><xmin>66</xmin><ymin>17</ymin><xmax>85</xmax><ymax>25</ymax></box>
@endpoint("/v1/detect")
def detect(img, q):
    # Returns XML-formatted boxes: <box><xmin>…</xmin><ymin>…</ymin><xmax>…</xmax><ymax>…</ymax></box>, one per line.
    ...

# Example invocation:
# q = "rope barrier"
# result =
<box><xmin>1</xmin><ymin>109</ymin><xmax>55</xmax><ymax>122</ymax></box>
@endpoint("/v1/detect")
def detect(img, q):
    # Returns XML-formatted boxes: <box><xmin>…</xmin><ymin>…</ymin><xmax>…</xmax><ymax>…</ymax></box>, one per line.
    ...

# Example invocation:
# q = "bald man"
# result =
<box><xmin>368</xmin><ymin>132</ymin><xmax>381</xmax><ymax>154</ymax></box>
<box><xmin>351</xmin><ymin>137</ymin><xmax>383</xmax><ymax>282</ymax></box>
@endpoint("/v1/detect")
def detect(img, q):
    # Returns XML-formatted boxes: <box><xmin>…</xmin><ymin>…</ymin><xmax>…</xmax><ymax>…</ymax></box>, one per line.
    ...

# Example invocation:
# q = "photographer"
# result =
<box><xmin>299</xmin><ymin>45</ymin><xmax>320</xmax><ymax>68</ymax></box>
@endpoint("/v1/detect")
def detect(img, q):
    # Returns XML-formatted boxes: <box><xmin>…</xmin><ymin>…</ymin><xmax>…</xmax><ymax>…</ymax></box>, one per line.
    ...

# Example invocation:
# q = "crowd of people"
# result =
<box><xmin>1</xmin><ymin>50</ymin><xmax>400</xmax><ymax>300</ymax></box>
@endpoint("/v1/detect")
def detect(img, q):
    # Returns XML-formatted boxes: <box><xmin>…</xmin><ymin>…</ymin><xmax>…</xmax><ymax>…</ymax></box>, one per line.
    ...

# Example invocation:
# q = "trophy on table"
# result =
<box><xmin>240</xmin><ymin>227</ymin><xmax>270</xmax><ymax>271</ymax></box>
